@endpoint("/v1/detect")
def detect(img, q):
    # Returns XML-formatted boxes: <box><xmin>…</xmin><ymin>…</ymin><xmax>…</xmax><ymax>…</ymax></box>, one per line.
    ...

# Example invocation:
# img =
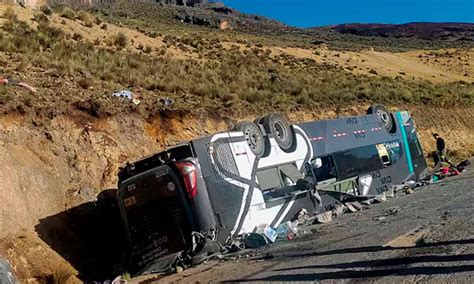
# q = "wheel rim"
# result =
<box><xmin>377</xmin><ymin>110</ymin><xmax>390</xmax><ymax>126</ymax></box>
<box><xmin>245</xmin><ymin>129</ymin><xmax>259</xmax><ymax>150</ymax></box>
<box><xmin>273</xmin><ymin>121</ymin><xmax>287</xmax><ymax>140</ymax></box>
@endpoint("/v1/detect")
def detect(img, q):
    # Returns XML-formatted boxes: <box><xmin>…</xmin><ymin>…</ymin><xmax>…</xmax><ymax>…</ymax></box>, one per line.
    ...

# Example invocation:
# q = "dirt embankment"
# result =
<box><xmin>0</xmin><ymin>105</ymin><xmax>473</xmax><ymax>282</ymax></box>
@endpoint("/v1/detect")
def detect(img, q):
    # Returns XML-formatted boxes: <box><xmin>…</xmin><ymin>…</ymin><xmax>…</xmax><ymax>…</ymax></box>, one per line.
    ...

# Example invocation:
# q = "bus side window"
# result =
<box><xmin>409</xmin><ymin>136</ymin><xmax>423</xmax><ymax>158</ymax></box>
<box><xmin>312</xmin><ymin>156</ymin><xmax>337</xmax><ymax>182</ymax></box>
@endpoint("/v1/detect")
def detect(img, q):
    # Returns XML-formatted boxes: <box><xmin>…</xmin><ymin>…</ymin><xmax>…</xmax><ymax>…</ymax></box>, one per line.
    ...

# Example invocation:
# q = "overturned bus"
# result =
<box><xmin>117</xmin><ymin>105</ymin><xmax>428</xmax><ymax>275</ymax></box>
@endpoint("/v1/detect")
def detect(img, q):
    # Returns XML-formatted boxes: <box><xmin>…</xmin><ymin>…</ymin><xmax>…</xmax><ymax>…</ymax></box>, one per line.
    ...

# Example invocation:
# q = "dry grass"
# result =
<box><xmin>0</xmin><ymin>8</ymin><xmax>473</xmax><ymax>120</ymax></box>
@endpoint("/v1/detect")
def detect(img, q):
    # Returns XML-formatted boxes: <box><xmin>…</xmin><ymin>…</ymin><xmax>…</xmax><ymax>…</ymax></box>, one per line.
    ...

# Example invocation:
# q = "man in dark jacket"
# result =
<box><xmin>433</xmin><ymin>133</ymin><xmax>454</xmax><ymax>167</ymax></box>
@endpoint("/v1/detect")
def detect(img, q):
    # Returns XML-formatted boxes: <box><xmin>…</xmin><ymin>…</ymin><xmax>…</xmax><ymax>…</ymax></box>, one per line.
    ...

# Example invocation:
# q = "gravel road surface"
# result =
<box><xmin>135</xmin><ymin>164</ymin><xmax>474</xmax><ymax>283</ymax></box>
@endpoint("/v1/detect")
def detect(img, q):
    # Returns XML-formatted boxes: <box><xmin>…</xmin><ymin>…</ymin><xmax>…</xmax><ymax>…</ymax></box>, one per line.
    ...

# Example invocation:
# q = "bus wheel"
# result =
<box><xmin>261</xmin><ymin>113</ymin><xmax>295</xmax><ymax>151</ymax></box>
<box><xmin>234</xmin><ymin>122</ymin><xmax>265</xmax><ymax>158</ymax></box>
<box><xmin>367</xmin><ymin>104</ymin><xmax>396</xmax><ymax>134</ymax></box>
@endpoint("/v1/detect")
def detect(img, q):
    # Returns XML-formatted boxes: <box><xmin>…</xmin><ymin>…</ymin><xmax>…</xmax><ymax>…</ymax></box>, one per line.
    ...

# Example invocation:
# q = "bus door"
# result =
<box><xmin>408</xmin><ymin>132</ymin><xmax>428</xmax><ymax>179</ymax></box>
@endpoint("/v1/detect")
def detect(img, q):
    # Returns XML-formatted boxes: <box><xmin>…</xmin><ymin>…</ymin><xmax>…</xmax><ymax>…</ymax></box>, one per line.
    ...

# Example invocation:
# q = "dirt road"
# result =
<box><xmin>142</xmin><ymin>165</ymin><xmax>474</xmax><ymax>283</ymax></box>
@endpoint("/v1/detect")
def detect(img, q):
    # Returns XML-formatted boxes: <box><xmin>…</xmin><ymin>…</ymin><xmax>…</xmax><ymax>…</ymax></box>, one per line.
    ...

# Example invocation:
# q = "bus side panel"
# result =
<box><xmin>402</xmin><ymin>112</ymin><xmax>429</xmax><ymax>179</ymax></box>
<box><xmin>297</xmin><ymin>112</ymin><xmax>418</xmax><ymax>195</ymax></box>
<box><xmin>191</xmin><ymin>136</ymin><xmax>246</xmax><ymax>244</ymax></box>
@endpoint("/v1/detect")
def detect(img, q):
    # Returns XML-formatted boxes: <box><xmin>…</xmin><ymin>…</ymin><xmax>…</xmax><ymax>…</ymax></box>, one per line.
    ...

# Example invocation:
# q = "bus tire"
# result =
<box><xmin>367</xmin><ymin>104</ymin><xmax>396</xmax><ymax>134</ymax></box>
<box><xmin>261</xmin><ymin>113</ymin><xmax>295</xmax><ymax>151</ymax></box>
<box><xmin>234</xmin><ymin>122</ymin><xmax>265</xmax><ymax>158</ymax></box>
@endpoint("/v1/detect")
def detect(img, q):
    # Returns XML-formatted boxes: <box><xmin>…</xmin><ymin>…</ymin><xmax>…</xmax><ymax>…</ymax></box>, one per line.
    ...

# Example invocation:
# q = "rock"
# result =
<box><xmin>315</xmin><ymin>211</ymin><xmax>333</xmax><ymax>224</ymax></box>
<box><xmin>220</xmin><ymin>20</ymin><xmax>230</xmax><ymax>30</ymax></box>
<box><xmin>159</xmin><ymin>0</ymin><xmax>207</xmax><ymax>6</ymax></box>
<box><xmin>405</xmin><ymin>188</ymin><xmax>414</xmax><ymax>194</ymax></box>
<box><xmin>384</xmin><ymin>206</ymin><xmax>401</xmax><ymax>216</ymax></box>
<box><xmin>176</xmin><ymin>14</ymin><xmax>214</xmax><ymax>26</ymax></box>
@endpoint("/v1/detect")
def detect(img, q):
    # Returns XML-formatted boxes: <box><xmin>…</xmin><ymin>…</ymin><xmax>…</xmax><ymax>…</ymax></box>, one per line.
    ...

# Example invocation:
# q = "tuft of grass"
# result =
<box><xmin>94</xmin><ymin>16</ymin><xmax>102</xmax><ymax>26</ymax></box>
<box><xmin>60</xmin><ymin>7</ymin><xmax>76</xmax><ymax>20</ymax></box>
<box><xmin>77</xmin><ymin>11</ymin><xmax>94</xmax><ymax>27</ymax></box>
<box><xmin>158</xmin><ymin>46</ymin><xmax>167</xmax><ymax>55</ymax></box>
<box><xmin>33</xmin><ymin>12</ymin><xmax>49</xmax><ymax>25</ymax></box>
<box><xmin>2</xmin><ymin>7</ymin><xmax>17</xmax><ymax>21</ymax></box>
<box><xmin>40</xmin><ymin>5</ymin><xmax>53</xmax><ymax>16</ymax></box>
<box><xmin>113</xmin><ymin>32</ymin><xmax>128</xmax><ymax>49</ymax></box>
<box><xmin>78</xmin><ymin>78</ymin><xmax>93</xmax><ymax>89</ymax></box>
<box><xmin>72</xmin><ymin>32</ymin><xmax>83</xmax><ymax>42</ymax></box>
<box><xmin>50</xmin><ymin>268</ymin><xmax>72</xmax><ymax>284</ymax></box>
<box><xmin>144</xmin><ymin>45</ymin><xmax>153</xmax><ymax>54</ymax></box>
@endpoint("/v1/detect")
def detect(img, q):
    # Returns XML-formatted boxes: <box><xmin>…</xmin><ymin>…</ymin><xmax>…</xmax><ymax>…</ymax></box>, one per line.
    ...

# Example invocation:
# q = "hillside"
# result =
<box><xmin>0</xmin><ymin>2</ymin><xmax>473</xmax><ymax>282</ymax></box>
<box><xmin>333</xmin><ymin>22</ymin><xmax>474</xmax><ymax>41</ymax></box>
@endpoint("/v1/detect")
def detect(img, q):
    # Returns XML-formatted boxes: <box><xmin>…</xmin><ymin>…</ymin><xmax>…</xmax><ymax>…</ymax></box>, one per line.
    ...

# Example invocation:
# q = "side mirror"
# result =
<box><xmin>311</xmin><ymin>158</ymin><xmax>323</xmax><ymax>169</ymax></box>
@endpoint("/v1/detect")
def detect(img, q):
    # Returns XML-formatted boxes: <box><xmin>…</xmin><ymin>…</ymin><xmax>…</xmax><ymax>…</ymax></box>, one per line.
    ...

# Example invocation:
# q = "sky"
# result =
<box><xmin>218</xmin><ymin>0</ymin><xmax>474</xmax><ymax>28</ymax></box>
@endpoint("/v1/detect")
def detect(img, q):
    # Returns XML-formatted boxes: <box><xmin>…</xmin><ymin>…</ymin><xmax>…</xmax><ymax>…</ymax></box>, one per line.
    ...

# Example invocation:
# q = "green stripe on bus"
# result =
<box><xmin>396</xmin><ymin>112</ymin><xmax>414</xmax><ymax>174</ymax></box>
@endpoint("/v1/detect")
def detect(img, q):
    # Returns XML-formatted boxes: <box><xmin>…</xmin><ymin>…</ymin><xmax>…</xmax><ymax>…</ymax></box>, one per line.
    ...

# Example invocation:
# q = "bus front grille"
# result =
<box><xmin>127</xmin><ymin>198</ymin><xmax>188</xmax><ymax>243</ymax></box>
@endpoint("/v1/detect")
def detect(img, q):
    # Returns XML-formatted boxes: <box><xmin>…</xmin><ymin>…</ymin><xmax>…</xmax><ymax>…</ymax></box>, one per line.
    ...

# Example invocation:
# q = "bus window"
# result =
<box><xmin>312</xmin><ymin>156</ymin><xmax>337</xmax><ymax>182</ymax></box>
<box><xmin>256</xmin><ymin>168</ymin><xmax>282</xmax><ymax>191</ymax></box>
<box><xmin>256</xmin><ymin>163</ymin><xmax>303</xmax><ymax>191</ymax></box>
<box><xmin>409</xmin><ymin>136</ymin><xmax>423</xmax><ymax>158</ymax></box>
<box><xmin>333</xmin><ymin>145</ymin><xmax>383</xmax><ymax>180</ymax></box>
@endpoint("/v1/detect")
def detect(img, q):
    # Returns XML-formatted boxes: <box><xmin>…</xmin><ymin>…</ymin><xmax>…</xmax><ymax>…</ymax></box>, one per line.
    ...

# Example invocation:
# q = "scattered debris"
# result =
<box><xmin>0</xmin><ymin>76</ymin><xmax>37</xmax><ymax>93</ymax></box>
<box><xmin>384</xmin><ymin>227</ymin><xmax>430</xmax><ymax>248</ymax></box>
<box><xmin>0</xmin><ymin>258</ymin><xmax>16</xmax><ymax>284</ymax></box>
<box><xmin>457</xmin><ymin>159</ymin><xmax>471</xmax><ymax>171</ymax></box>
<box><xmin>344</xmin><ymin>202</ymin><xmax>359</xmax><ymax>213</ymax></box>
<box><xmin>111</xmin><ymin>275</ymin><xmax>128</xmax><ymax>284</ymax></box>
<box><xmin>332</xmin><ymin>203</ymin><xmax>346</xmax><ymax>217</ymax></box>
<box><xmin>294</xmin><ymin>208</ymin><xmax>311</xmax><ymax>224</ymax></box>
<box><xmin>256</xmin><ymin>224</ymin><xmax>278</xmax><ymax>243</ymax></box>
<box><xmin>315</xmin><ymin>210</ymin><xmax>333</xmax><ymax>224</ymax></box>
<box><xmin>112</xmin><ymin>90</ymin><xmax>141</xmax><ymax>105</ymax></box>
<box><xmin>159</xmin><ymin>97</ymin><xmax>174</xmax><ymax>106</ymax></box>
<box><xmin>242</xmin><ymin>233</ymin><xmax>269</xmax><ymax>248</ymax></box>
<box><xmin>383</xmin><ymin>206</ymin><xmax>402</xmax><ymax>216</ymax></box>
<box><xmin>276</xmin><ymin>221</ymin><xmax>298</xmax><ymax>241</ymax></box>
<box><xmin>373</xmin><ymin>193</ymin><xmax>387</xmax><ymax>203</ymax></box>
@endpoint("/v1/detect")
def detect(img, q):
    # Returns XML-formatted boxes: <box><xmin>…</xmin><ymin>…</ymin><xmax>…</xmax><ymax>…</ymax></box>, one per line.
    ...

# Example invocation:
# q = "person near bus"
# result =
<box><xmin>432</xmin><ymin>133</ymin><xmax>455</xmax><ymax>168</ymax></box>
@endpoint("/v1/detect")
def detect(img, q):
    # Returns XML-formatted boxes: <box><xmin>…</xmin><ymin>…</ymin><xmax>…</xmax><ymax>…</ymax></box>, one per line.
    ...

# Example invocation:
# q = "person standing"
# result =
<box><xmin>432</xmin><ymin>133</ymin><xmax>454</xmax><ymax>167</ymax></box>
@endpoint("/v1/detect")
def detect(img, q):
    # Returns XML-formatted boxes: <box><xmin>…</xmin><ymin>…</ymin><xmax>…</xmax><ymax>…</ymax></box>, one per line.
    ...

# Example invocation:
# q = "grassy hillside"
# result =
<box><xmin>1</xmin><ymin>3</ymin><xmax>474</xmax><ymax>282</ymax></box>
<box><xmin>1</xmin><ymin>5</ymin><xmax>473</xmax><ymax>121</ymax></box>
